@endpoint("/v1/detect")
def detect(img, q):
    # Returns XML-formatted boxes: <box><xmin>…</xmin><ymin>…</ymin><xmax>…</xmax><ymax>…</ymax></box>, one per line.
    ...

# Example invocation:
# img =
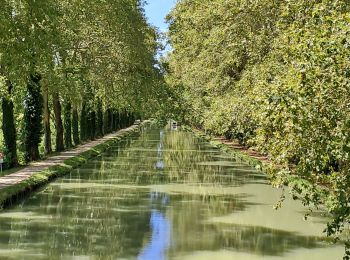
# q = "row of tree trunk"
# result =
<box><xmin>1</xmin><ymin>78</ymin><xmax>136</xmax><ymax>169</ymax></box>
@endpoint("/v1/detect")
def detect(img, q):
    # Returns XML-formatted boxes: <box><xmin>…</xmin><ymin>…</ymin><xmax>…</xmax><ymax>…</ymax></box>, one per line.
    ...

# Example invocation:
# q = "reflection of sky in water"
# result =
<box><xmin>137</xmin><ymin>210</ymin><xmax>171</xmax><ymax>260</ymax></box>
<box><xmin>150</xmin><ymin>192</ymin><xmax>170</xmax><ymax>205</ymax></box>
<box><xmin>0</xmin><ymin>127</ymin><xmax>343</xmax><ymax>259</ymax></box>
<box><xmin>138</xmin><ymin>192</ymin><xmax>171</xmax><ymax>260</ymax></box>
<box><xmin>156</xmin><ymin>130</ymin><xmax>165</xmax><ymax>170</ymax></box>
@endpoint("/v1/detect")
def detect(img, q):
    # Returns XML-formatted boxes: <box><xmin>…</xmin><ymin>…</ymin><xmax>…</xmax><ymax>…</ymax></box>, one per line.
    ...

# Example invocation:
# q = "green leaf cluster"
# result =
<box><xmin>0</xmin><ymin>0</ymin><xmax>165</xmax><ymax>115</ymax></box>
<box><xmin>166</xmin><ymin>0</ymin><xmax>350</xmax><ymax>252</ymax></box>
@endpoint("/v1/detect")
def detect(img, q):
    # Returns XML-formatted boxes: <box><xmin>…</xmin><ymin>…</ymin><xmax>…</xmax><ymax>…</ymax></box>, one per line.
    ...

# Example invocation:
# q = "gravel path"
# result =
<box><xmin>0</xmin><ymin>125</ymin><xmax>138</xmax><ymax>189</ymax></box>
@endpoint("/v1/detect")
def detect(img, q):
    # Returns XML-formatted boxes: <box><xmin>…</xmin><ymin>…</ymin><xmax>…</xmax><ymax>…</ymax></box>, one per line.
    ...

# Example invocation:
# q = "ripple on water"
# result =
<box><xmin>0</xmin><ymin>127</ymin><xmax>343</xmax><ymax>259</ymax></box>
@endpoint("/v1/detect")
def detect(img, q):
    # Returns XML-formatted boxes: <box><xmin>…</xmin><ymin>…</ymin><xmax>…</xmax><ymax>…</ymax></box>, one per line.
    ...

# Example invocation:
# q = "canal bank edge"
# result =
<box><xmin>0</xmin><ymin>121</ymin><xmax>151</xmax><ymax>209</ymax></box>
<box><xmin>183</xmin><ymin>127</ymin><xmax>325</xmax><ymax>194</ymax></box>
<box><xmin>183</xmin><ymin>126</ymin><xmax>266</xmax><ymax>170</ymax></box>
<box><xmin>183</xmin><ymin>126</ymin><xmax>350</xmax><ymax>240</ymax></box>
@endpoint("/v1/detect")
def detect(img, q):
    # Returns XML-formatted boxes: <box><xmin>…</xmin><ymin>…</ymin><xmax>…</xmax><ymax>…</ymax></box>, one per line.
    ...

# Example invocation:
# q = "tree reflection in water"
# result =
<box><xmin>155</xmin><ymin>130</ymin><xmax>165</xmax><ymax>170</ymax></box>
<box><xmin>0</xmin><ymin>126</ymin><xmax>343</xmax><ymax>259</ymax></box>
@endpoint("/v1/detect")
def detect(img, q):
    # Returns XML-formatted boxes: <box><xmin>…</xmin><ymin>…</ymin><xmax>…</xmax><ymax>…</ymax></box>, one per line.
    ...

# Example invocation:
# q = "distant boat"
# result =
<box><xmin>171</xmin><ymin>121</ymin><xmax>177</xmax><ymax>130</ymax></box>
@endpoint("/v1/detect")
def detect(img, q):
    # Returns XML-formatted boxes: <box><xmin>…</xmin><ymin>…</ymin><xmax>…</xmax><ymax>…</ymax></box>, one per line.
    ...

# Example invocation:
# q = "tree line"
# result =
<box><xmin>165</xmin><ymin>0</ymin><xmax>350</xmax><ymax>254</ymax></box>
<box><xmin>0</xmin><ymin>0</ymin><xmax>165</xmax><ymax>169</ymax></box>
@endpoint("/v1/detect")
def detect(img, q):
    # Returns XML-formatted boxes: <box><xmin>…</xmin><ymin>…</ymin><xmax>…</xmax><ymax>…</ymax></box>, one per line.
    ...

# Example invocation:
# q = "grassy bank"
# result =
<box><xmin>0</xmin><ymin>122</ymin><xmax>150</xmax><ymax>209</ymax></box>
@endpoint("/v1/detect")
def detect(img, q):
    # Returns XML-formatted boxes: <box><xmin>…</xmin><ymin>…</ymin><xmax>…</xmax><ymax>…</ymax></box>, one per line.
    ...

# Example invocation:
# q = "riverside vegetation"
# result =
<box><xmin>164</xmin><ymin>0</ymin><xmax>350</xmax><ymax>258</ymax></box>
<box><xmin>0</xmin><ymin>0</ymin><xmax>168</xmax><ymax>169</ymax></box>
<box><xmin>0</xmin><ymin>0</ymin><xmax>349</xmax><ymax>258</ymax></box>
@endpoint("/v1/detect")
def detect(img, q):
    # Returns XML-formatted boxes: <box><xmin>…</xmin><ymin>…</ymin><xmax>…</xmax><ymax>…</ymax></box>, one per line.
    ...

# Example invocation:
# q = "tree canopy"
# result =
<box><xmin>0</xmin><ymin>0</ymin><xmax>168</xmax><ymax>164</ymax></box>
<box><xmin>166</xmin><ymin>0</ymin><xmax>350</xmax><ymax>255</ymax></box>
<box><xmin>0</xmin><ymin>0</ymin><xmax>165</xmax><ymax>114</ymax></box>
<box><xmin>1</xmin><ymin>0</ymin><xmax>350</xmax><ymax>256</ymax></box>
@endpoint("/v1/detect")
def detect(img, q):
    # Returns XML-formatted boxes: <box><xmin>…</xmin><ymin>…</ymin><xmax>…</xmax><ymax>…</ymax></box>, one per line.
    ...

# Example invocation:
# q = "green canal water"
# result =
<box><xmin>0</xmin><ymin>126</ymin><xmax>343</xmax><ymax>259</ymax></box>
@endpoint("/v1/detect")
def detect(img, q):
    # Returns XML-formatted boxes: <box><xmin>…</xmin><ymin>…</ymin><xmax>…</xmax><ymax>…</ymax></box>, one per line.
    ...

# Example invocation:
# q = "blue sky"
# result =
<box><xmin>144</xmin><ymin>0</ymin><xmax>177</xmax><ymax>32</ymax></box>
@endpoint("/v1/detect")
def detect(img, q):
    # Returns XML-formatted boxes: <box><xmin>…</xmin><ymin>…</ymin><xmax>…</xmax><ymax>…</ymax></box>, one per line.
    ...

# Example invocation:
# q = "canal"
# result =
<box><xmin>0</xmin><ymin>125</ymin><xmax>343</xmax><ymax>259</ymax></box>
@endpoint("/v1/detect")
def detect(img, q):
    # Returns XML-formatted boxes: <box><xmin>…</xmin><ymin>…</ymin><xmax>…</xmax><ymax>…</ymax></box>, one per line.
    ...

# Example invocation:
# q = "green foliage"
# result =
<box><xmin>1</xmin><ymin>84</ymin><xmax>18</xmax><ymax>168</ymax></box>
<box><xmin>23</xmin><ymin>74</ymin><xmax>43</xmax><ymax>163</ymax></box>
<box><xmin>167</xmin><ymin>0</ymin><xmax>350</xmax><ymax>256</ymax></box>
<box><xmin>0</xmin><ymin>0</ymin><xmax>167</xmax><ymax>167</ymax></box>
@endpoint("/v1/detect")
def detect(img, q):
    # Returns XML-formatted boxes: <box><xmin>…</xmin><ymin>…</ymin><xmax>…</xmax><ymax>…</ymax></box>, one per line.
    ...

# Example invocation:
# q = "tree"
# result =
<box><xmin>80</xmin><ymin>101</ymin><xmax>88</xmax><ymax>142</ymax></box>
<box><xmin>53</xmin><ymin>92</ymin><xmax>64</xmax><ymax>152</ymax></box>
<box><xmin>0</xmin><ymin>0</ymin><xmax>166</xmax><ymax>165</ymax></box>
<box><xmin>42</xmin><ymin>84</ymin><xmax>52</xmax><ymax>155</ymax></box>
<box><xmin>1</xmin><ymin>82</ymin><xmax>18</xmax><ymax>168</ymax></box>
<box><xmin>166</xmin><ymin>0</ymin><xmax>350</xmax><ymax>257</ymax></box>
<box><xmin>64</xmin><ymin>102</ymin><xmax>73</xmax><ymax>148</ymax></box>
<box><xmin>23</xmin><ymin>73</ymin><xmax>43</xmax><ymax>163</ymax></box>
<box><xmin>72</xmin><ymin>107</ymin><xmax>80</xmax><ymax>145</ymax></box>
<box><xmin>96</xmin><ymin>100</ymin><xmax>103</xmax><ymax>137</ymax></box>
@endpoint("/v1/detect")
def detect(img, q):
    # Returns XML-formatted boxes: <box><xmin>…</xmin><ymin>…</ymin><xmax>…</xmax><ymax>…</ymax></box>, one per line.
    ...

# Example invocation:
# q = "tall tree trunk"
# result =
<box><xmin>24</xmin><ymin>73</ymin><xmax>43</xmax><ymax>163</ymax></box>
<box><xmin>1</xmin><ymin>81</ymin><xmax>18</xmax><ymax>168</ymax></box>
<box><xmin>43</xmin><ymin>85</ymin><xmax>52</xmax><ymax>155</ymax></box>
<box><xmin>109</xmin><ymin>109</ymin><xmax>114</xmax><ymax>133</ymax></box>
<box><xmin>64</xmin><ymin>102</ymin><xmax>72</xmax><ymax>148</ymax></box>
<box><xmin>53</xmin><ymin>92</ymin><xmax>64</xmax><ymax>152</ymax></box>
<box><xmin>80</xmin><ymin>101</ymin><xmax>88</xmax><ymax>142</ymax></box>
<box><xmin>119</xmin><ymin>110</ymin><xmax>123</xmax><ymax>129</ymax></box>
<box><xmin>103</xmin><ymin>109</ymin><xmax>109</xmax><ymax>134</ymax></box>
<box><xmin>130</xmin><ymin>112</ymin><xmax>134</xmax><ymax>126</ymax></box>
<box><xmin>88</xmin><ymin>110</ymin><xmax>96</xmax><ymax>140</ymax></box>
<box><xmin>113</xmin><ymin>111</ymin><xmax>118</xmax><ymax>131</ymax></box>
<box><xmin>115</xmin><ymin>111</ymin><xmax>120</xmax><ymax>130</ymax></box>
<box><xmin>120</xmin><ymin>110</ymin><xmax>126</xmax><ymax>128</ymax></box>
<box><xmin>72</xmin><ymin>107</ymin><xmax>80</xmax><ymax>146</ymax></box>
<box><xmin>96</xmin><ymin>100</ymin><xmax>103</xmax><ymax>137</ymax></box>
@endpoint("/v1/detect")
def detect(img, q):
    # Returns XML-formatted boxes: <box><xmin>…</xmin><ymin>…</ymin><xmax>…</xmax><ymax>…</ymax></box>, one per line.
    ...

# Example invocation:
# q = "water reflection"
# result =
<box><xmin>138</xmin><ymin>192</ymin><xmax>171</xmax><ymax>260</ymax></box>
<box><xmin>0</xmin><ymin>126</ymin><xmax>343</xmax><ymax>259</ymax></box>
<box><xmin>155</xmin><ymin>130</ymin><xmax>165</xmax><ymax>170</ymax></box>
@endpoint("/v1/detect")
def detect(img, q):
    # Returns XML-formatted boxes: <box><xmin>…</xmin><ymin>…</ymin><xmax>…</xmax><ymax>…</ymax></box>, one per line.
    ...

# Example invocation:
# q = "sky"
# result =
<box><xmin>144</xmin><ymin>0</ymin><xmax>177</xmax><ymax>33</ymax></box>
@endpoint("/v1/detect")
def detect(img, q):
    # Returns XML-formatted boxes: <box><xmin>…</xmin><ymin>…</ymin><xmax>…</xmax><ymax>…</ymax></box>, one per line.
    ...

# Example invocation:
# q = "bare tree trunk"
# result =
<box><xmin>53</xmin><ymin>92</ymin><xmax>64</xmax><ymax>152</ymax></box>
<box><xmin>43</xmin><ymin>85</ymin><xmax>52</xmax><ymax>155</ymax></box>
